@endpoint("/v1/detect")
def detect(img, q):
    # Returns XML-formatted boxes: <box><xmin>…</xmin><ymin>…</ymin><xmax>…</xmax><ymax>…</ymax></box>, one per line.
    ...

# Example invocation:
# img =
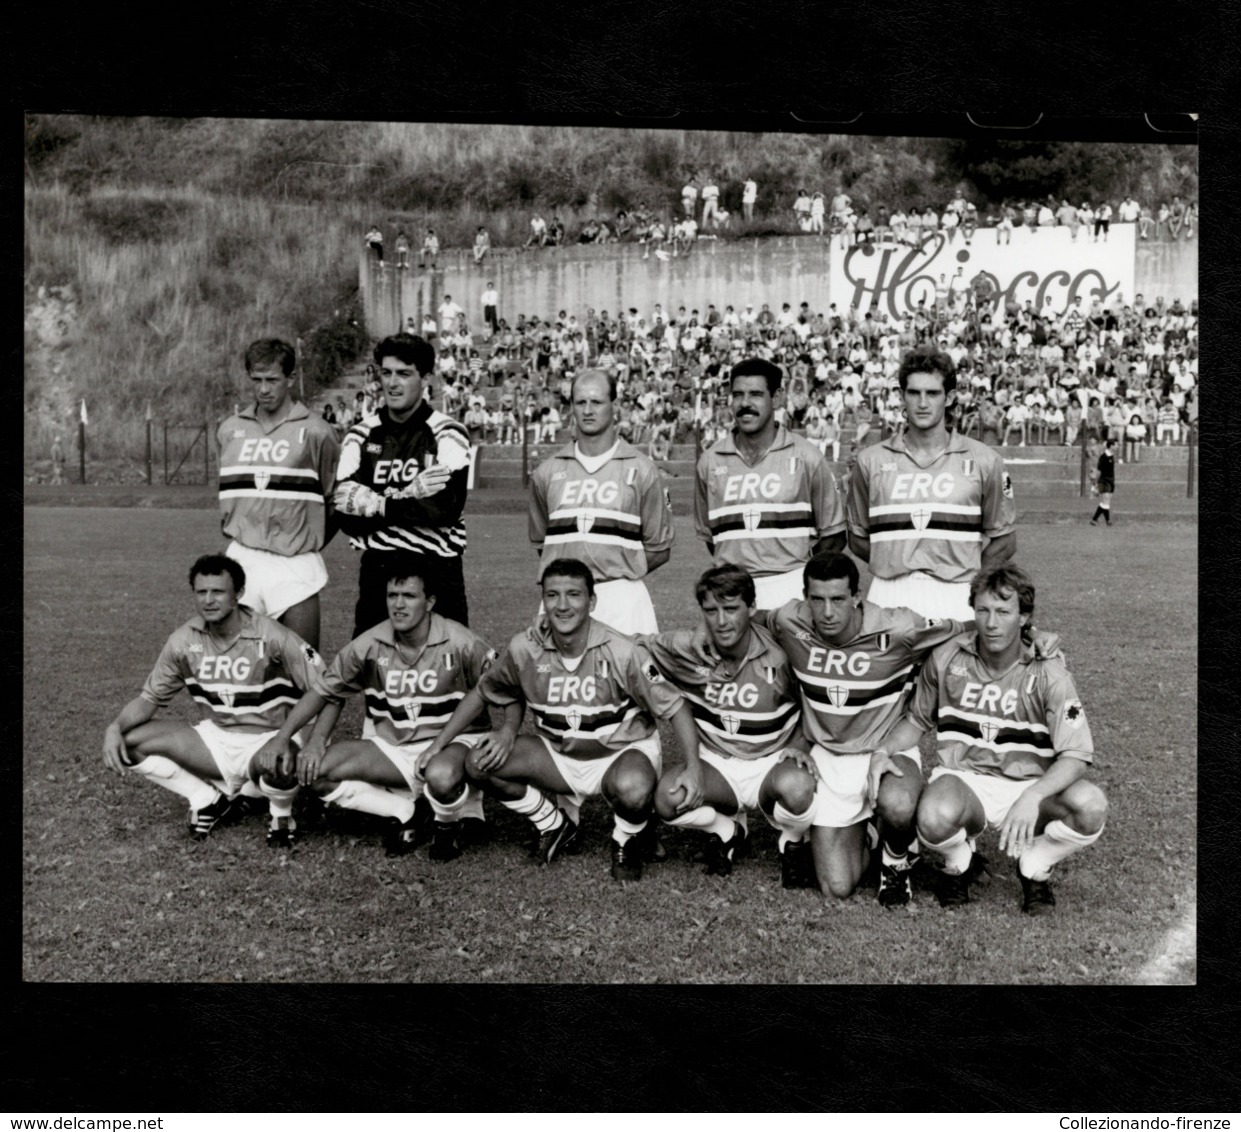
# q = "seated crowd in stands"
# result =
<box><xmin>328</xmin><ymin>286</ymin><xmax>1196</xmax><ymax>466</ymax></box>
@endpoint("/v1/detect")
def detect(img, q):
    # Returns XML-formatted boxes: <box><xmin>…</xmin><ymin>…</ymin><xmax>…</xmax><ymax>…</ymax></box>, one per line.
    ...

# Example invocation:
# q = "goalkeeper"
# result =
<box><xmin>334</xmin><ymin>333</ymin><xmax>476</xmax><ymax>636</ymax></box>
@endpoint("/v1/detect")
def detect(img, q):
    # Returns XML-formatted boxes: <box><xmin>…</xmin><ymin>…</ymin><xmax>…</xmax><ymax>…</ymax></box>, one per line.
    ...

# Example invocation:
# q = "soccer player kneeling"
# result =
<box><xmin>642</xmin><ymin>565</ymin><xmax>818</xmax><ymax>886</ymax></box>
<box><xmin>422</xmin><ymin>558</ymin><xmax>700</xmax><ymax>882</ymax></box>
<box><xmin>101</xmin><ymin>555</ymin><xmax>326</xmax><ymax>848</ymax></box>
<box><xmin>877</xmin><ymin>564</ymin><xmax>1107</xmax><ymax>913</ymax></box>
<box><xmin>259</xmin><ymin>556</ymin><xmax>501</xmax><ymax>860</ymax></box>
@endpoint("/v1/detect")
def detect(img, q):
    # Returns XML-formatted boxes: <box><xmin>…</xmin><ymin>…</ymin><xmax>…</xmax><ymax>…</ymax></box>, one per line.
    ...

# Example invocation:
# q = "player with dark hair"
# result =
<box><xmin>695</xmin><ymin>357</ymin><xmax>845</xmax><ymax>610</ymax></box>
<box><xmin>848</xmin><ymin>346</ymin><xmax>1016</xmax><ymax>621</ymax></box>
<box><xmin>217</xmin><ymin>338</ymin><xmax>340</xmax><ymax>649</ymax></box>
<box><xmin>101</xmin><ymin>554</ymin><xmax>326</xmax><ymax>848</ymax></box>
<box><xmin>529</xmin><ymin>368</ymin><xmax>674</xmax><ymax>635</ymax></box>
<box><xmin>876</xmin><ymin>564</ymin><xmax>1107</xmax><ymax>913</ymax></box>
<box><xmin>422</xmin><ymin>558</ymin><xmax>700</xmax><ymax>882</ymax></box>
<box><xmin>643</xmin><ymin>565</ymin><xmax>818</xmax><ymax>885</ymax></box>
<box><xmin>334</xmin><ymin>333</ymin><xmax>474</xmax><ymax>636</ymax></box>
<box><xmin>256</xmin><ymin>554</ymin><xmax>502</xmax><ymax>859</ymax></box>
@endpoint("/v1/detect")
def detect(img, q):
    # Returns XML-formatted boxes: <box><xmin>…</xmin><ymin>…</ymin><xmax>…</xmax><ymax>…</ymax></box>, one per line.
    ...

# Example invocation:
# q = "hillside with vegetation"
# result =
<box><xmin>23</xmin><ymin>115</ymin><xmax>1198</xmax><ymax>465</ymax></box>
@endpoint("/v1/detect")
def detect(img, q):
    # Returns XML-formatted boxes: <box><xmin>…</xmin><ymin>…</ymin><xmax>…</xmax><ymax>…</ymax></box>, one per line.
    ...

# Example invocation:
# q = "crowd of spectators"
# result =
<box><xmin>363</xmin><ymin>182</ymin><xmax>1196</xmax><ymax>263</ymax></box>
<box><xmin>324</xmin><ymin>286</ymin><xmax>1198</xmax><ymax>466</ymax></box>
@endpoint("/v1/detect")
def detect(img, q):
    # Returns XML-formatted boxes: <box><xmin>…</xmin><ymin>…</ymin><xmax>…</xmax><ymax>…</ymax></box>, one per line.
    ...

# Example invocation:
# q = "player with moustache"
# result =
<box><xmin>254</xmin><ymin>556</ymin><xmax>504</xmax><ymax>860</ymax></box>
<box><xmin>421</xmin><ymin>558</ymin><xmax>700</xmax><ymax>882</ymax></box>
<box><xmin>101</xmin><ymin>554</ymin><xmax>326</xmax><ymax>848</ymax></box>
<box><xmin>643</xmin><ymin>564</ymin><xmax>819</xmax><ymax>887</ymax></box>
<box><xmin>695</xmin><ymin>358</ymin><xmax>846</xmax><ymax>611</ymax></box>
<box><xmin>848</xmin><ymin>347</ymin><xmax>1016</xmax><ymax>621</ymax></box>
<box><xmin>529</xmin><ymin>369</ymin><xmax>674</xmax><ymax>635</ymax></box>
<box><xmin>873</xmin><ymin>564</ymin><xmax>1106</xmax><ymax>913</ymax></box>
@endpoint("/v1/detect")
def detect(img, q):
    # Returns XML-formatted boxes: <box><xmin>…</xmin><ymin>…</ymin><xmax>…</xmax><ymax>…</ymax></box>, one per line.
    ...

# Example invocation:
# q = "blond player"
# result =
<box><xmin>529</xmin><ymin>369</ymin><xmax>674</xmax><ymax>635</ymax></box>
<box><xmin>848</xmin><ymin>347</ymin><xmax>1016</xmax><ymax>621</ymax></box>
<box><xmin>218</xmin><ymin>338</ymin><xmax>340</xmax><ymax>649</ymax></box>
<box><xmin>257</xmin><ymin>556</ymin><xmax>504</xmax><ymax>860</ymax></box>
<box><xmin>101</xmin><ymin>554</ymin><xmax>327</xmax><ymax>849</ymax></box>
<box><xmin>876</xmin><ymin>563</ymin><xmax>1106</xmax><ymax>913</ymax></box>
<box><xmin>695</xmin><ymin>358</ymin><xmax>846</xmax><ymax>610</ymax></box>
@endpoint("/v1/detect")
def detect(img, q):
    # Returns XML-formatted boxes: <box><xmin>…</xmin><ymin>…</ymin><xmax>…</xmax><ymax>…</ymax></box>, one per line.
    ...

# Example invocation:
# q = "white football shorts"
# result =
<box><xmin>226</xmin><ymin>541</ymin><xmax>327</xmax><ymax>621</ymax></box>
<box><xmin>809</xmin><ymin>745</ymin><xmax>921</xmax><ymax>828</ymax></box>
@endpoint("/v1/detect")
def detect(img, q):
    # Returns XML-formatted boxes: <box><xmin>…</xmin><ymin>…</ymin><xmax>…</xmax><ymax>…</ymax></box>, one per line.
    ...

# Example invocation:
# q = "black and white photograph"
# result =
<box><xmin>22</xmin><ymin>116</ymin><xmax>1200</xmax><ymax>994</ymax></box>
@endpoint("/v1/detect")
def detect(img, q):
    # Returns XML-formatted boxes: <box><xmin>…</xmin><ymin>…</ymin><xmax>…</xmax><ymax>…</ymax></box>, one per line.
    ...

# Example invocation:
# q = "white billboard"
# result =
<box><xmin>828</xmin><ymin>224</ymin><xmax>1137</xmax><ymax>318</ymax></box>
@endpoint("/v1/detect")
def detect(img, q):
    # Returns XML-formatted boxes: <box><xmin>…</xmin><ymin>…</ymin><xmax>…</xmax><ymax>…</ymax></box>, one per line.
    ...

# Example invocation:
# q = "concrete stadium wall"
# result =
<box><xmin>360</xmin><ymin>226</ymin><xmax>1197</xmax><ymax>340</ymax></box>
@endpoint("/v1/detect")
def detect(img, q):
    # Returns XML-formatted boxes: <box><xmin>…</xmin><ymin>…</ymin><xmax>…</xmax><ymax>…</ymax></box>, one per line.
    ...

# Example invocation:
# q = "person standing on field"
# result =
<box><xmin>334</xmin><ymin>334</ymin><xmax>474</xmax><ymax>636</ymax></box>
<box><xmin>1090</xmin><ymin>440</ymin><xmax>1115</xmax><ymax>526</ymax></box>
<box><xmin>847</xmin><ymin>347</ymin><xmax>1016</xmax><ymax>621</ymax></box>
<box><xmin>217</xmin><ymin>338</ymin><xmax>340</xmax><ymax>650</ymax></box>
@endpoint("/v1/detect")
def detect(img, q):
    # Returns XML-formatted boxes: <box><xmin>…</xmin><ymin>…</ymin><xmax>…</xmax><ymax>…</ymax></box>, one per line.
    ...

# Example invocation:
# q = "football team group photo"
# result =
<box><xmin>23</xmin><ymin>118</ymin><xmax>1198</xmax><ymax>984</ymax></box>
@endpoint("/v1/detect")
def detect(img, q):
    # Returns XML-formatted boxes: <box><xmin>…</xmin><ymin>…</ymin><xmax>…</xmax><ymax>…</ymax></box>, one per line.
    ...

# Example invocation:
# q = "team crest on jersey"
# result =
<box><xmin>253</xmin><ymin>469</ymin><xmax>271</xmax><ymax>491</ymax></box>
<box><xmin>399</xmin><ymin>700</ymin><xmax>422</xmax><ymax>722</ymax></box>
<box><xmin>722</xmin><ymin>713</ymin><xmax>741</xmax><ymax>736</ymax></box>
<box><xmin>910</xmin><ymin>506</ymin><xmax>933</xmax><ymax>531</ymax></box>
<box><xmin>826</xmin><ymin>685</ymin><xmax>849</xmax><ymax>708</ymax></box>
<box><xmin>743</xmin><ymin>506</ymin><xmax>763</xmax><ymax>532</ymax></box>
<box><xmin>962</xmin><ymin>459</ymin><xmax>975</xmax><ymax>475</ymax></box>
<box><xmin>1063</xmin><ymin>700</ymin><xmax>1086</xmax><ymax>727</ymax></box>
<box><xmin>443</xmin><ymin>653</ymin><xmax>454</xmax><ymax>670</ymax></box>
<box><xmin>577</xmin><ymin>509</ymin><xmax>595</xmax><ymax>534</ymax></box>
<box><xmin>874</xmin><ymin>633</ymin><xmax>890</xmax><ymax>653</ymax></box>
<box><xmin>298</xmin><ymin>428</ymin><xmax>306</xmax><ymax>444</ymax></box>
<box><xmin>566</xmin><ymin>708</ymin><xmax>583</xmax><ymax>731</ymax></box>
<box><xmin>1002</xmin><ymin>472</ymin><xmax>1014</xmax><ymax>499</ymax></box>
<box><xmin>979</xmin><ymin>719</ymin><xmax>1000</xmax><ymax>743</ymax></box>
<box><xmin>598</xmin><ymin>659</ymin><xmax>610</xmax><ymax>679</ymax></box>
<box><xmin>762</xmin><ymin>664</ymin><xmax>776</xmax><ymax>684</ymax></box>
<box><xmin>219</xmin><ymin>690</ymin><xmax>235</xmax><ymax>708</ymax></box>
<box><xmin>626</xmin><ymin>467</ymin><xmax>637</xmax><ymax>486</ymax></box>
<box><xmin>788</xmin><ymin>457</ymin><xmax>798</xmax><ymax>475</ymax></box>
<box><xmin>644</xmin><ymin>662</ymin><xmax>663</xmax><ymax>683</ymax></box>
<box><xmin>302</xmin><ymin>644</ymin><xmax>319</xmax><ymax>666</ymax></box>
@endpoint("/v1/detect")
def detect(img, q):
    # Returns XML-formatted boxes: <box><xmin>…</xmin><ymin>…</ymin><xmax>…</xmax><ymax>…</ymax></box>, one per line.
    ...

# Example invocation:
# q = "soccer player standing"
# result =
<box><xmin>848</xmin><ymin>347</ymin><xmax>1016</xmax><ymax>621</ymax></box>
<box><xmin>334</xmin><ymin>334</ymin><xmax>474</xmax><ymax>636</ymax></box>
<box><xmin>695</xmin><ymin>358</ymin><xmax>846</xmax><ymax>610</ymax></box>
<box><xmin>217</xmin><ymin>338</ymin><xmax>340</xmax><ymax>650</ymax></box>
<box><xmin>256</xmin><ymin>556</ymin><xmax>504</xmax><ymax>860</ymax></box>
<box><xmin>422</xmin><ymin>558</ymin><xmax>700</xmax><ymax>882</ymax></box>
<box><xmin>644</xmin><ymin>565</ymin><xmax>819</xmax><ymax>886</ymax></box>
<box><xmin>876</xmin><ymin>564</ymin><xmax>1107</xmax><ymax>913</ymax></box>
<box><xmin>529</xmin><ymin>369</ymin><xmax>674</xmax><ymax>635</ymax></box>
<box><xmin>101</xmin><ymin>555</ymin><xmax>327</xmax><ymax>848</ymax></box>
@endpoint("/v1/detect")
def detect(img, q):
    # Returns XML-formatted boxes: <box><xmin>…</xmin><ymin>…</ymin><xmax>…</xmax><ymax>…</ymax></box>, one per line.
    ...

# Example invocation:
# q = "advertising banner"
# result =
<box><xmin>828</xmin><ymin>225</ymin><xmax>1137</xmax><ymax>319</ymax></box>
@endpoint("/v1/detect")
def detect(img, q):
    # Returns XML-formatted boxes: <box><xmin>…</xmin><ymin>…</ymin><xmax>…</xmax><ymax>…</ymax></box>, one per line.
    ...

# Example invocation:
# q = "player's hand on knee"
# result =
<box><xmin>998</xmin><ymin>792</ymin><xmax>1040</xmax><ymax>858</ymax></box>
<box><xmin>777</xmin><ymin>747</ymin><xmax>819</xmax><ymax>782</ymax></box>
<box><xmin>296</xmin><ymin>738</ymin><xmax>327</xmax><ymax>786</ymax></box>
<box><xmin>471</xmin><ymin>731</ymin><xmax>514</xmax><ymax>774</ymax></box>
<box><xmin>253</xmin><ymin>739</ymin><xmax>289</xmax><ymax>779</ymax></box>
<box><xmin>866</xmin><ymin>748</ymin><xmax>902</xmax><ymax>805</ymax></box>
<box><xmin>671</xmin><ymin>762</ymin><xmax>705</xmax><ymax>813</ymax></box>
<box><xmin>102</xmin><ymin>726</ymin><xmax>129</xmax><ymax>775</ymax></box>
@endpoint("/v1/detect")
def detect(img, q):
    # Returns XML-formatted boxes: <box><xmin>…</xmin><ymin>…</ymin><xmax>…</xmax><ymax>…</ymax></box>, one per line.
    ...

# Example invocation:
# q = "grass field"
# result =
<box><xmin>23</xmin><ymin>508</ymin><xmax>1197</xmax><ymax>984</ymax></box>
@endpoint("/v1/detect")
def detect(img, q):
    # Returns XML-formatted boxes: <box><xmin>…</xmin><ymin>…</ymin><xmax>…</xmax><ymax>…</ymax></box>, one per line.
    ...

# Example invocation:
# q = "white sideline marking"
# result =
<box><xmin>1132</xmin><ymin>899</ymin><xmax>1196</xmax><ymax>984</ymax></box>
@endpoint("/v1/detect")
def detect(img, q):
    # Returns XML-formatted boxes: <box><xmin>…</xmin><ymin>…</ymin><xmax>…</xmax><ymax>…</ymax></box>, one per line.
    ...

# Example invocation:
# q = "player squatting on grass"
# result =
<box><xmin>101</xmin><ymin>554</ymin><xmax>326</xmax><ymax>848</ymax></box>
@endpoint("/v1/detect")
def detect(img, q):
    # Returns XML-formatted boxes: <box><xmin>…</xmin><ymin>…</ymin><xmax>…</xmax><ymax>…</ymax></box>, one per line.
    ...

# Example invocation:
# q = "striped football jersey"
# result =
<box><xmin>140</xmin><ymin>607</ymin><xmax>325</xmax><ymax>733</ymax></box>
<box><xmin>695</xmin><ymin>426</ymin><xmax>844</xmax><ymax>578</ymax></box>
<box><xmin>641</xmin><ymin>624</ymin><xmax>800</xmax><ymax>760</ymax></box>
<box><xmin>478</xmin><ymin>619</ymin><xmax>684</xmax><ymax>760</ymax></box>
<box><xmin>335</xmin><ymin>399</ymin><xmax>472</xmax><ymax>558</ymax></box>
<box><xmin>529</xmin><ymin>441</ymin><xmax>674</xmax><ymax>582</ymax></box>
<box><xmin>848</xmin><ymin>431</ymin><xmax>1015</xmax><ymax>582</ymax></box>
<box><xmin>910</xmin><ymin>633</ymin><xmax>1094</xmax><ymax>780</ymax></box>
<box><xmin>760</xmin><ymin>600</ymin><xmax>966</xmax><ymax>755</ymax></box>
<box><xmin>217</xmin><ymin>402</ymin><xmax>340</xmax><ymax>556</ymax></box>
<box><xmin>311</xmin><ymin>612</ymin><xmax>496</xmax><ymax>747</ymax></box>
